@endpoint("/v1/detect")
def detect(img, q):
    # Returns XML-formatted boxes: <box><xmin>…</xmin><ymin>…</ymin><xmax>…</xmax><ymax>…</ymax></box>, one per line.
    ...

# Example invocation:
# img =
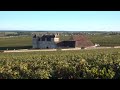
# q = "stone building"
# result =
<box><xmin>32</xmin><ymin>34</ymin><xmax>94</xmax><ymax>49</ymax></box>
<box><xmin>32</xmin><ymin>34</ymin><xmax>59</xmax><ymax>49</ymax></box>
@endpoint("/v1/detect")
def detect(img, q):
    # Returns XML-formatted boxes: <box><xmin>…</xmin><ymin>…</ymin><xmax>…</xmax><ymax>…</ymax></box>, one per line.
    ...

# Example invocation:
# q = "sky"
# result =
<box><xmin>0</xmin><ymin>11</ymin><xmax>120</xmax><ymax>31</ymax></box>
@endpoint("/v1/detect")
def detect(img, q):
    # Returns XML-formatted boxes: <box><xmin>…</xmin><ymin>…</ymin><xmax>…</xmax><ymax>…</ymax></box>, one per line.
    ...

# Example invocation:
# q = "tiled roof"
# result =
<box><xmin>72</xmin><ymin>35</ymin><xmax>94</xmax><ymax>47</ymax></box>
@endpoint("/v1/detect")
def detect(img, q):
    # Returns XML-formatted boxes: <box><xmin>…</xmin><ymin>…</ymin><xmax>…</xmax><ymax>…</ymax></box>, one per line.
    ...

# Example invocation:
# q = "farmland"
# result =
<box><xmin>0</xmin><ymin>48</ymin><xmax>120</xmax><ymax>79</ymax></box>
<box><xmin>0</xmin><ymin>32</ymin><xmax>120</xmax><ymax>79</ymax></box>
<box><xmin>0</xmin><ymin>36</ymin><xmax>32</xmax><ymax>50</ymax></box>
<box><xmin>87</xmin><ymin>34</ymin><xmax>120</xmax><ymax>46</ymax></box>
<box><xmin>0</xmin><ymin>34</ymin><xmax>120</xmax><ymax>50</ymax></box>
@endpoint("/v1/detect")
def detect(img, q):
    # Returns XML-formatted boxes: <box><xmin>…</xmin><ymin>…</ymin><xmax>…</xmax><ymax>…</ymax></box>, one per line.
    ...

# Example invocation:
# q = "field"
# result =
<box><xmin>0</xmin><ymin>36</ymin><xmax>32</xmax><ymax>50</ymax></box>
<box><xmin>0</xmin><ymin>34</ymin><xmax>120</xmax><ymax>50</ymax></box>
<box><xmin>87</xmin><ymin>34</ymin><xmax>120</xmax><ymax>46</ymax></box>
<box><xmin>0</xmin><ymin>48</ymin><xmax>120</xmax><ymax>79</ymax></box>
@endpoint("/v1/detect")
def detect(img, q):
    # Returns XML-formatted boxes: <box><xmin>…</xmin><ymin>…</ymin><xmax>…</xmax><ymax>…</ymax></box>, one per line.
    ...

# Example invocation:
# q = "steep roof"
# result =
<box><xmin>41</xmin><ymin>34</ymin><xmax>55</xmax><ymax>38</ymax></box>
<box><xmin>72</xmin><ymin>35</ymin><xmax>94</xmax><ymax>47</ymax></box>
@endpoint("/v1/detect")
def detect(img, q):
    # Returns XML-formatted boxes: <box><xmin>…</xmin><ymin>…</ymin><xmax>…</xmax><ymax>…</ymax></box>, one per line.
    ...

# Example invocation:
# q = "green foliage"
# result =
<box><xmin>0</xmin><ymin>48</ymin><xmax>120</xmax><ymax>79</ymax></box>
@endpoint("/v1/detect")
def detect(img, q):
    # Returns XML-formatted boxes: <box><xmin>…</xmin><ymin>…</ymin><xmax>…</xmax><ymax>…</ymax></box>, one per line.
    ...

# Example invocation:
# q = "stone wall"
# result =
<box><xmin>32</xmin><ymin>38</ymin><xmax>38</xmax><ymax>48</ymax></box>
<box><xmin>32</xmin><ymin>37</ymin><xmax>57</xmax><ymax>49</ymax></box>
<box><xmin>38</xmin><ymin>41</ymin><xmax>57</xmax><ymax>49</ymax></box>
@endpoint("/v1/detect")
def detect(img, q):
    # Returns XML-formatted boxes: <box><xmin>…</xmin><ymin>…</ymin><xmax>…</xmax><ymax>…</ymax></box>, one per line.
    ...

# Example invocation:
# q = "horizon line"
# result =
<box><xmin>0</xmin><ymin>30</ymin><xmax>120</xmax><ymax>32</ymax></box>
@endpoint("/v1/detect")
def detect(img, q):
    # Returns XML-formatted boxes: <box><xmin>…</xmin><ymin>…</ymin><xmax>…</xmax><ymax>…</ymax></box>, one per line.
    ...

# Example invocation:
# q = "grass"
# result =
<box><xmin>0</xmin><ymin>36</ymin><xmax>32</xmax><ymax>50</ymax></box>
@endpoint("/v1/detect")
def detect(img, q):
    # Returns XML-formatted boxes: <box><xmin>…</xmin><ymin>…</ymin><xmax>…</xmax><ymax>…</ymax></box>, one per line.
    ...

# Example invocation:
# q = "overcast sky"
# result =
<box><xmin>0</xmin><ymin>11</ymin><xmax>120</xmax><ymax>31</ymax></box>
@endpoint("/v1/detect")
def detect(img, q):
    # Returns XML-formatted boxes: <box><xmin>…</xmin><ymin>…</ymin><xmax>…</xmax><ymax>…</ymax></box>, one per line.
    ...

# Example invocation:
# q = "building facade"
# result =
<box><xmin>32</xmin><ymin>34</ymin><xmax>59</xmax><ymax>49</ymax></box>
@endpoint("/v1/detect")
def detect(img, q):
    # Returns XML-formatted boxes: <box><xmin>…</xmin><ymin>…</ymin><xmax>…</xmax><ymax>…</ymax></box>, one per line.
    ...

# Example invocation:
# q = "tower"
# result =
<box><xmin>54</xmin><ymin>33</ymin><xmax>59</xmax><ymax>43</ymax></box>
<box><xmin>32</xmin><ymin>34</ymin><xmax>38</xmax><ymax>49</ymax></box>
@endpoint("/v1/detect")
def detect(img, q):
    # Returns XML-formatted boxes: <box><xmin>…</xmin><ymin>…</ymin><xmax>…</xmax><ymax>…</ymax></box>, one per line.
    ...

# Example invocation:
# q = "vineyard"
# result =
<box><xmin>0</xmin><ymin>48</ymin><xmax>120</xmax><ymax>79</ymax></box>
<box><xmin>87</xmin><ymin>34</ymin><xmax>120</xmax><ymax>46</ymax></box>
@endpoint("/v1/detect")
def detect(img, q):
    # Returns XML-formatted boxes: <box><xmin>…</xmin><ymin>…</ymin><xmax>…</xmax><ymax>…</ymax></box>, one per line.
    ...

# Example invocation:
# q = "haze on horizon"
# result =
<box><xmin>0</xmin><ymin>11</ymin><xmax>120</xmax><ymax>31</ymax></box>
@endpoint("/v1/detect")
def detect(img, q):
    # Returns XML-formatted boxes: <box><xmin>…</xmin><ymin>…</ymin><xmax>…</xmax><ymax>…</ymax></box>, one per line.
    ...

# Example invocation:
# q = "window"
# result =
<box><xmin>38</xmin><ymin>38</ymin><xmax>40</xmax><ymax>41</ymax></box>
<box><xmin>47</xmin><ymin>38</ymin><xmax>51</xmax><ymax>41</ymax></box>
<box><xmin>42</xmin><ymin>38</ymin><xmax>45</xmax><ymax>41</ymax></box>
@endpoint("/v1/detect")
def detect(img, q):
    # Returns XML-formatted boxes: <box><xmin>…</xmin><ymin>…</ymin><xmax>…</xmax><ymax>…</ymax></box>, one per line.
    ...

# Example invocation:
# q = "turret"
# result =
<box><xmin>54</xmin><ymin>33</ymin><xmax>59</xmax><ymax>42</ymax></box>
<box><xmin>32</xmin><ymin>34</ymin><xmax>38</xmax><ymax>48</ymax></box>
